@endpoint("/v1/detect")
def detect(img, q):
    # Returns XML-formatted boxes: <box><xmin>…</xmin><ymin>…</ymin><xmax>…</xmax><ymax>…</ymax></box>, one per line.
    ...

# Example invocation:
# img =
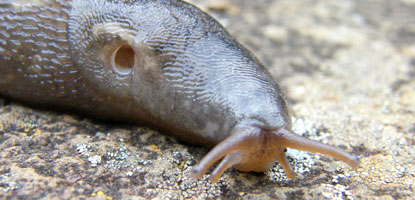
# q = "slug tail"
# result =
<box><xmin>272</xmin><ymin>128</ymin><xmax>360</xmax><ymax>169</ymax></box>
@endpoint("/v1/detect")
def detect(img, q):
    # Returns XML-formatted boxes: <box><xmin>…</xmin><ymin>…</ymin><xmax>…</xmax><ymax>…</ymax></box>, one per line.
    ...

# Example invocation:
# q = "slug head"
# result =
<box><xmin>191</xmin><ymin>123</ymin><xmax>360</xmax><ymax>183</ymax></box>
<box><xmin>67</xmin><ymin>0</ymin><xmax>360</xmax><ymax>183</ymax></box>
<box><xmin>68</xmin><ymin>0</ymin><xmax>292</xmax><ymax>141</ymax></box>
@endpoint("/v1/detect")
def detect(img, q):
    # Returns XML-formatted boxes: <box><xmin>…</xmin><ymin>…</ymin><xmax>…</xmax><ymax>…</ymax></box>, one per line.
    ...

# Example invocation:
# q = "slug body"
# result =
<box><xmin>0</xmin><ymin>0</ymin><xmax>359</xmax><ymax>182</ymax></box>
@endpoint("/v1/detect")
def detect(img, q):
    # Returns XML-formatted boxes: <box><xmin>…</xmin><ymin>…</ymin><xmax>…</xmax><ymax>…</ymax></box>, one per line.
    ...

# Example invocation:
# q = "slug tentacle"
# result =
<box><xmin>271</xmin><ymin>128</ymin><xmax>360</xmax><ymax>169</ymax></box>
<box><xmin>274</xmin><ymin>148</ymin><xmax>296</xmax><ymax>179</ymax></box>
<box><xmin>191</xmin><ymin>126</ymin><xmax>261</xmax><ymax>181</ymax></box>
<box><xmin>192</xmin><ymin>126</ymin><xmax>360</xmax><ymax>182</ymax></box>
<box><xmin>209</xmin><ymin>151</ymin><xmax>244</xmax><ymax>183</ymax></box>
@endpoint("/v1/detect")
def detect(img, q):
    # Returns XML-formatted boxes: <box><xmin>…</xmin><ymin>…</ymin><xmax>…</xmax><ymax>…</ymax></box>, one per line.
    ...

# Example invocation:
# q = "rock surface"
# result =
<box><xmin>0</xmin><ymin>0</ymin><xmax>414</xmax><ymax>199</ymax></box>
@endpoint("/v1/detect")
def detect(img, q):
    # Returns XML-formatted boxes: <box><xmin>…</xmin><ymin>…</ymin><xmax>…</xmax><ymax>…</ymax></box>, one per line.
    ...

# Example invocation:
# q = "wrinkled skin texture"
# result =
<box><xmin>0</xmin><ymin>0</ymin><xmax>358</xmax><ymax>182</ymax></box>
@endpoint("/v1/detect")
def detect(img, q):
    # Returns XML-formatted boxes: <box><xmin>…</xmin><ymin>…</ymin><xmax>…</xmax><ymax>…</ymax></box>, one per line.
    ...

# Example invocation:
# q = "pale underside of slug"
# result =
<box><xmin>0</xmin><ymin>0</ymin><xmax>359</xmax><ymax>183</ymax></box>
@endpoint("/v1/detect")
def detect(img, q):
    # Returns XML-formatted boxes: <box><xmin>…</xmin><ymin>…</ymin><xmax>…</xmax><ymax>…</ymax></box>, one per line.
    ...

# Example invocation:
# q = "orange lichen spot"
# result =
<box><xmin>148</xmin><ymin>144</ymin><xmax>162</xmax><ymax>154</ymax></box>
<box><xmin>91</xmin><ymin>191</ymin><xmax>113</xmax><ymax>200</ymax></box>
<box><xmin>33</xmin><ymin>129</ymin><xmax>42</xmax><ymax>136</ymax></box>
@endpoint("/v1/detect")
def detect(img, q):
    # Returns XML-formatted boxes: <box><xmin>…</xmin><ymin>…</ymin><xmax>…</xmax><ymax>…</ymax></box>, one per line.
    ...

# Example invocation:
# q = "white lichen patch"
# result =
<box><xmin>88</xmin><ymin>155</ymin><xmax>102</xmax><ymax>167</ymax></box>
<box><xmin>267</xmin><ymin>148</ymin><xmax>315</xmax><ymax>182</ymax></box>
<box><xmin>267</xmin><ymin>117</ymin><xmax>338</xmax><ymax>181</ymax></box>
<box><xmin>292</xmin><ymin>117</ymin><xmax>332</xmax><ymax>142</ymax></box>
<box><xmin>321</xmin><ymin>184</ymin><xmax>354</xmax><ymax>200</ymax></box>
<box><xmin>143</xmin><ymin>149</ymin><xmax>222</xmax><ymax>199</ymax></box>
<box><xmin>76</xmin><ymin>144</ymin><xmax>102</xmax><ymax>167</ymax></box>
<box><xmin>0</xmin><ymin>172</ymin><xmax>19</xmax><ymax>192</ymax></box>
<box><xmin>103</xmin><ymin>144</ymin><xmax>152</xmax><ymax>174</ymax></box>
<box><xmin>75</xmin><ymin>143</ymin><xmax>91</xmax><ymax>154</ymax></box>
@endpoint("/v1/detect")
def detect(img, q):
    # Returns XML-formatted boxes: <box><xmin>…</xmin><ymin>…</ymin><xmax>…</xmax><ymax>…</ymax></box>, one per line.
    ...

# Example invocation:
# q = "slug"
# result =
<box><xmin>0</xmin><ymin>0</ymin><xmax>359</xmax><ymax>183</ymax></box>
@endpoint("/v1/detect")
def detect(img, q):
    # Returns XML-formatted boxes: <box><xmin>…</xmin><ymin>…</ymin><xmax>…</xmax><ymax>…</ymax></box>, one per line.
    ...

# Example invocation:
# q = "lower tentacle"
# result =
<box><xmin>209</xmin><ymin>151</ymin><xmax>244</xmax><ymax>183</ymax></box>
<box><xmin>191</xmin><ymin>126</ymin><xmax>260</xmax><ymax>180</ymax></box>
<box><xmin>274</xmin><ymin>149</ymin><xmax>295</xmax><ymax>179</ymax></box>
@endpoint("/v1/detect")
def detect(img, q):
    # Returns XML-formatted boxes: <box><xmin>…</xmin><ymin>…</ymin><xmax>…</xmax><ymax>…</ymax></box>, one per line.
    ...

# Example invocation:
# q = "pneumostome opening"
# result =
<box><xmin>112</xmin><ymin>45</ymin><xmax>135</xmax><ymax>74</ymax></box>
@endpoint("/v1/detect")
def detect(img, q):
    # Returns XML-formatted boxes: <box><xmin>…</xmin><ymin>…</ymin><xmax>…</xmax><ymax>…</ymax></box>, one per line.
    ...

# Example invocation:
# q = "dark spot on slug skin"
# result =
<box><xmin>0</xmin><ymin>0</ymin><xmax>359</xmax><ymax>183</ymax></box>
